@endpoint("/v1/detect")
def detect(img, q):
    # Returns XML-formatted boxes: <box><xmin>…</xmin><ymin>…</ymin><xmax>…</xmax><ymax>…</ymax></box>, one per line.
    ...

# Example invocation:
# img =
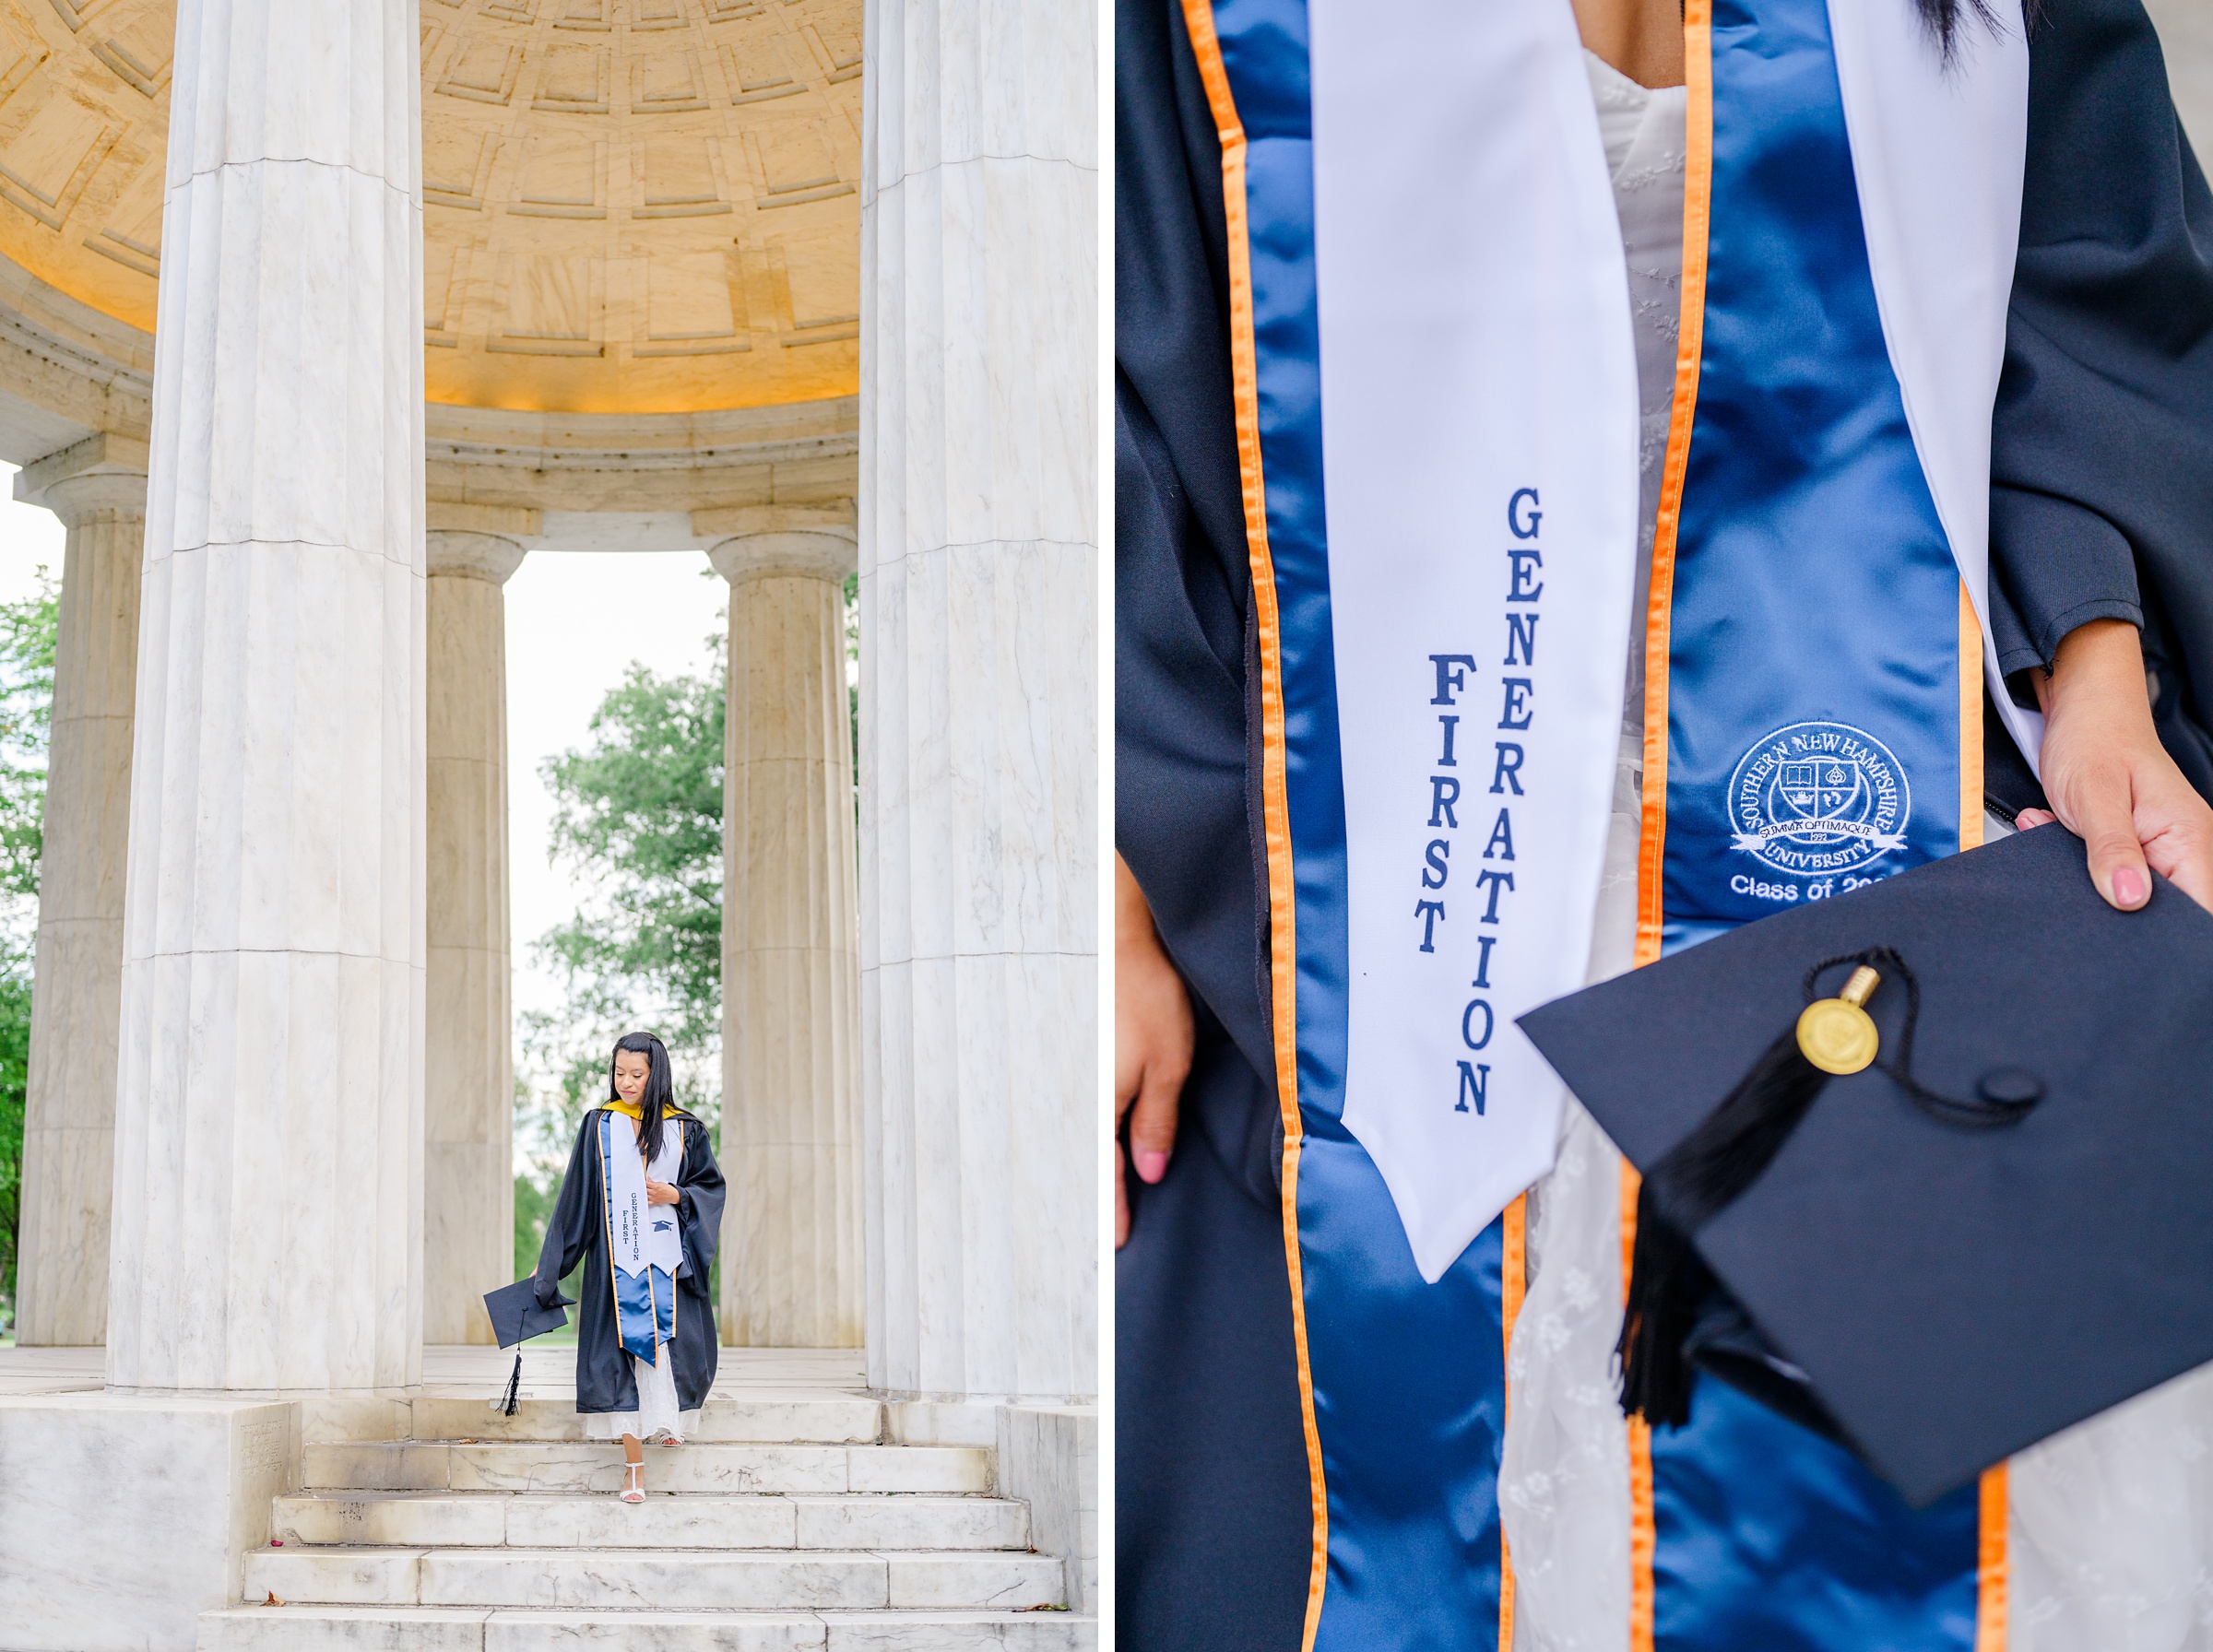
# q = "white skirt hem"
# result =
<box><xmin>582</xmin><ymin>1339</ymin><xmax>696</xmax><ymax>1444</ymax></box>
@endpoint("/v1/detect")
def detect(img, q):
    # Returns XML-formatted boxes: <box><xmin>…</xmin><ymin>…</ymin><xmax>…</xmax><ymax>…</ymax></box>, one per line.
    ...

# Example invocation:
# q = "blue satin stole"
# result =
<box><xmin>1649</xmin><ymin>0</ymin><xmax>1981</xmax><ymax>1646</ymax></box>
<box><xmin>1208</xmin><ymin>2</ymin><xmax>1512</xmax><ymax>1648</ymax></box>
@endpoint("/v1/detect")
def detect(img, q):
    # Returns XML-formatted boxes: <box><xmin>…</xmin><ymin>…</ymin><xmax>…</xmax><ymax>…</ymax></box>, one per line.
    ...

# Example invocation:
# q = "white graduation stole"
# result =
<box><xmin>607</xmin><ymin>1116</ymin><xmax>685</xmax><ymax>1280</ymax></box>
<box><xmin>1309</xmin><ymin>0</ymin><xmax>1640</xmax><ymax>1284</ymax></box>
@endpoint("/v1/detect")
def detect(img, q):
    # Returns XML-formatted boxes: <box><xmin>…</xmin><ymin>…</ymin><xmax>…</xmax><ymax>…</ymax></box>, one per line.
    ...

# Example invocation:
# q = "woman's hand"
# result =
<box><xmin>2017</xmin><ymin>619</ymin><xmax>2213</xmax><ymax>913</ymax></box>
<box><xmin>1117</xmin><ymin>854</ymin><xmax>1193</xmax><ymax>1248</ymax></box>
<box><xmin>645</xmin><ymin>1178</ymin><xmax>680</xmax><ymax>1208</ymax></box>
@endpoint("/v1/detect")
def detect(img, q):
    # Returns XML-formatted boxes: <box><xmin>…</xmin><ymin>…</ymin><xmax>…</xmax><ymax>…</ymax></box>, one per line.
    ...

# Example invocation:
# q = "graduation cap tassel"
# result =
<box><xmin>1615</xmin><ymin>944</ymin><xmax>2044</xmax><ymax>1431</ymax></box>
<box><xmin>500</xmin><ymin>1351</ymin><xmax>523</xmax><ymax>1418</ymax></box>
<box><xmin>1618</xmin><ymin>1017</ymin><xmax>1834</xmax><ymax>1428</ymax></box>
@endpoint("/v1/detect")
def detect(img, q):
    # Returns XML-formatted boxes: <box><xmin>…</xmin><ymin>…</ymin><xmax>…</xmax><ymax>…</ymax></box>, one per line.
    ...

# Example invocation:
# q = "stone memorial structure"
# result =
<box><xmin>0</xmin><ymin>0</ymin><xmax>1095</xmax><ymax>1645</ymax></box>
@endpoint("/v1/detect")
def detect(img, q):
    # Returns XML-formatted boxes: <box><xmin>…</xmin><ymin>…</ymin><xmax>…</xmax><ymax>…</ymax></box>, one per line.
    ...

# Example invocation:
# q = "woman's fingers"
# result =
<box><xmin>2136</xmin><ymin>770</ymin><xmax>2213</xmax><ymax>913</ymax></box>
<box><xmin>2068</xmin><ymin>766</ymin><xmax>2154</xmax><ymax>910</ymax></box>
<box><xmin>1128</xmin><ymin>1064</ymin><xmax>1183</xmax><ymax>1187</ymax></box>
<box><xmin>1113</xmin><ymin>855</ymin><xmax>1195</xmax><ymax>1246</ymax></box>
<box><xmin>1115</xmin><ymin>1062</ymin><xmax>1184</xmax><ymax>1250</ymax></box>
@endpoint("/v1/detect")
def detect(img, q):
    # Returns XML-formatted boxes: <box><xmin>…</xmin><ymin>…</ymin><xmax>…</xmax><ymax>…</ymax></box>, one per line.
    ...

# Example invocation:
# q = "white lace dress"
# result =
<box><xmin>1500</xmin><ymin>51</ymin><xmax>2213</xmax><ymax>1652</ymax></box>
<box><xmin>584</xmin><ymin>1336</ymin><xmax>694</xmax><ymax>1445</ymax></box>
<box><xmin>1494</xmin><ymin>55</ymin><xmax>1682</xmax><ymax>1651</ymax></box>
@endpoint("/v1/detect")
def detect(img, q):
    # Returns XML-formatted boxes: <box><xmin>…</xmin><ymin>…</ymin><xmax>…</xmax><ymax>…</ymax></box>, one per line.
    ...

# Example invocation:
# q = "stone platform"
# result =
<box><xmin>0</xmin><ymin>1348</ymin><xmax>1095</xmax><ymax>1652</ymax></box>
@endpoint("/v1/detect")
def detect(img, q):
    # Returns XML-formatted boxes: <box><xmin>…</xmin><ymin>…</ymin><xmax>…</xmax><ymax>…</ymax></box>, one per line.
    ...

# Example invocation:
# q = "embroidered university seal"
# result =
<box><xmin>1728</xmin><ymin>721</ymin><xmax>1910</xmax><ymax>879</ymax></box>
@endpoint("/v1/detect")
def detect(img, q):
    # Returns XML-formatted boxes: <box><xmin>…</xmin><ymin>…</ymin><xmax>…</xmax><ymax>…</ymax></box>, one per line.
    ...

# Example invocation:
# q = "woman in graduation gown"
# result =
<box><xmin>1117</xmin><ymin>0</ymin><xmax>2213</xmax><ymax>1646</ymax></box>
<box><xmin>535</xmin><ymin>1032</ymin><xmax>727</xmax><ymax>1502</ymax></box>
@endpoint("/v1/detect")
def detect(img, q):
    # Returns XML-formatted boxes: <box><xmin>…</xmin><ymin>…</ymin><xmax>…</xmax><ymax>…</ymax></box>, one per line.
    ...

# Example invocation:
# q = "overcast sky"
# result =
<box><xmin>502</xmin><ymin>548</ymin><xmax>727</xmax><ymax>1039</ymax></box>
<box><xmin>0</xmin><ymin>471</ymin><xmax>59</xmax><ymax>605</ymax></box>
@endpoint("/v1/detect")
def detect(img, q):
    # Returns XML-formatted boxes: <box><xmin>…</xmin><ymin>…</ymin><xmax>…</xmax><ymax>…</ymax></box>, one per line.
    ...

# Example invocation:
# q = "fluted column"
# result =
<box><xmin>12</xmin><ymin>439</ymin><xmax>147</xmax><ymax>1346</ymax></box>
<box><xmin>105</xmin><ymin>0</ymin><xmax>425</xmax><ymax>1391</ymax></box>
<box><xmin>709</xmin><ymin>525</ymin><xmax>863</xmax><ymax>1349</ymax></box>
<box><xmin>859</xmin><ymin>0</ymin><xmax>1098</xmax><ymax>1404</ymax></box>
<box><xmin>423</xmin><ymin>530</ymin><xmax>522</xmax><ymax>1345</ymax></box>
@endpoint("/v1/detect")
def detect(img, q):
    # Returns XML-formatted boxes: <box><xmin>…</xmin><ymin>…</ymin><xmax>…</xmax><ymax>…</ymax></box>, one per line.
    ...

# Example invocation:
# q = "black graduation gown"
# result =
<box><xmin>1117</xmin><ymin>0</ymin><xmax>2213</xmax><ymax>1644</ymax></box>
<box><xmin>1115</xmin><ymin>0</ymin><xmax>1312</xmax><ymax>1646</ymax></box>
<box><xmin>1986</xmin><ymin>0</ymin><xmax>2213</xmax><ymax>812</ymax></box>
<box><xmin>534</xmin><ymin>1107</ymin><xmax>727</xmax><ymax>1415</ymax></box>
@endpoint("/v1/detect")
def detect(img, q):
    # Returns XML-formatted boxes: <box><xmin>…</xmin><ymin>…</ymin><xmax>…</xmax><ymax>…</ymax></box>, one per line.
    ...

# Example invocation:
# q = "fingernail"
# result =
<box><xmin>1136</xmin><ymin>1150</ymin><xmax>1169</xmax><ymax>1184</ymax></box>
<box><xmin>2114</xmin><ymin>867</ymin><xmax>2148</xmax><ymax>908</ymax></box>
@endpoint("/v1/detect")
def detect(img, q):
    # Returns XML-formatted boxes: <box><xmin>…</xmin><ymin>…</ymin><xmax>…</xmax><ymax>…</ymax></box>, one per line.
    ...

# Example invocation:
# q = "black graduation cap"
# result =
<box><xmin>484</xmin><ymin>1277</ymin><xmax>574</xmax><ymax>1348</ymax></box>
<box><xmin>482</xmin><ymin>1278</ymin><xmax>575</xmax><ymax>1416</ymax></box>
<box><xmin>1518</xmin><ymin>822</ymin><xmax>2213</xmax><ymax>1507</ymax></box>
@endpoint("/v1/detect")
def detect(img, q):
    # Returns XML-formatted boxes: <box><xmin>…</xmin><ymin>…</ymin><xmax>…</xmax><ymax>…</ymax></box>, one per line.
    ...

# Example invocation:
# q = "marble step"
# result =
<box><xmin>272</xmin><ymin>1491</ymin><xmax>1030</xmax><ymax>1551</ymax></box>
<box><xmin>304</xmin><ymin>1441</ymin><xmax>992</xmax><ymax>1496</ymax></box>
<box><xmin>197</xmin><ymin>1605</ymin><xmax>1095</xmax><ymax>1651</ymax></box>
<box><xmin>392</xmin><ymin>1397</ymin><xmax>885</xmax><ymax>1446</ymax></box>
<box><xmin>241</xmin><ymin>1547</ymin><xmax>1065</xmax><ymax>1611</ymax></box>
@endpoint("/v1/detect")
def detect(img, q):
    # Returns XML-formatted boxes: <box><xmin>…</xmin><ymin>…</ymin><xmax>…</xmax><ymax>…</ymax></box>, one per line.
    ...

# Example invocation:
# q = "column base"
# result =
<box><xmin>998</xmin><ymin>1405</ymin><xmax>1099</xmax><ymax>1617</ymax></box>
<box><xmin>879</xmin><ymin>1398</ymin><xmax>1096</xmax><ymax>1616</ymax></box>
<box><xmin>0</xmin><ymin>1392</ymin><xmax>302</xmax><ymax>1652</ymax></box>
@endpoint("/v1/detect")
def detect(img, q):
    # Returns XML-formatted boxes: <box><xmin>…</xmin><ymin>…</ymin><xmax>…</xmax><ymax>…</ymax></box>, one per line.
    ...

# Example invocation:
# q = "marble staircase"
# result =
<box><xmin>195</xmin><ymin>1393</ymin><xmax>1093</xmax><ymax>1650</ymax></box>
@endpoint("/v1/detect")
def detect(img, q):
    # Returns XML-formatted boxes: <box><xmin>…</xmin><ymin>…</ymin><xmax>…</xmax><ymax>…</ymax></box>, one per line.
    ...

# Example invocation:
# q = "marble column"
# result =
<box><xmin>423</xmin><ymin>530</ymin><xmax>522</xmax><ymax>1346</ymax></box>
<box><xmin>104</xmin><ymin>0</ymin><xmax>425</xmax><ymax>1391</ymax></box>
<box><xmin>12</xmin><ymin>437</ymin><xmax>147</xmax><ymax>1346</ymax></box>
<box><xmin>710</xmin><ymin>525</ymin><xmax>862</xmax><ymax>1349</ymax></box>
<box><xmin>858</xmin><ymin>0</ymin><xmax>1098</xmax><ymax>1408</ymax></box>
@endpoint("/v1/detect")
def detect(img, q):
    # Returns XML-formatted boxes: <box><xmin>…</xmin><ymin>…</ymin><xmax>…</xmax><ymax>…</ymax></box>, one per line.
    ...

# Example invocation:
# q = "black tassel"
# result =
<box><xmin>1615</xmin><ymin>945</ymin><xmax>2039</xmax><ymax>1432</ymax></box>
<box><xmin>1616</xmin><ymin>1178</ymin><xmax>1710</xmax><ymax>1428</ymax></box>
<box><xmin>500</xmin><ymin>1351</ymin><xmax>523</xmax><ymax>1418</ymax></box>
<box><xmin>1618</xmin><ymin>1022</ymin><xmax>1832</xmax><ymax>1430</ymax></box>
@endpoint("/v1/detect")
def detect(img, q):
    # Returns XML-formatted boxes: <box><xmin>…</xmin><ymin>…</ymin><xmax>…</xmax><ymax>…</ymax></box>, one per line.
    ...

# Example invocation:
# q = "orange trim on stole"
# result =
<box><xmin>1960</xmin><ymin>596</ymin><xmax>2006</xmax><ymax>1643</ymax></box>
<box><xmin>1622</xmin><ymin>30</ymin><xmax>2006</xmax><ymax>1638</ymax></box>
<box><xmin>1960</xmin><ymin>585</ymin><xmax>1986</xmax><ymax>855</ymax></box>
<box><xmin>1177</xmin><ymin>6</ymin><xmax>1330</xmax><ymax>1646</ymax></box>
<box><xmin>1635</xmin><ymin>0</ymin><xmax>1715</xmax><ymax>981</ymax></box>
<box><xmin>1976</xmin><ymin>1463</ymin><xmax>2009</xmax><ymax>1652</ymax></box>
<box><xmin>1626</xmin><ymin>4</ymin><xmax>1715</xmax><ymax>1646</ymax></box>
<box><xmin>1499</xmin><ymin>1194</ymin><xmax>1527</xmax><ymax>1652</ymax></box>
<box><xmin>1621</xmin><ymin>1163</ymin><xmax>1657</xmax><ymax>1648</ymax></box>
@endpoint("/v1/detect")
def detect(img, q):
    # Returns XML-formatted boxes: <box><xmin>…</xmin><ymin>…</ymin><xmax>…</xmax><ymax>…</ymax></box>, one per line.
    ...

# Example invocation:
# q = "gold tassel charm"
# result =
<box><xmin>1796</xmin><ymin>964</ymin><xmax>1882</xmax><ymax>1075</ymax></box>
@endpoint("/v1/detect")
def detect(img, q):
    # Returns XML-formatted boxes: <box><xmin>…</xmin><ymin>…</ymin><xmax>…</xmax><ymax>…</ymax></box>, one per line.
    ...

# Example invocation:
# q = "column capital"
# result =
<box><xmin>427</xmin><ymin>529</ymin><xmax>527</xmax><ymax>584</ymax></box>
<box><xmin>427</xmin><ymin>501</ymin><xmax>542</xmax><ymax>539</ymax></box>
<box><xmin>707</xmin><ymin>528</ymin><xmax>858</xmax><ymax>586</ymax></box>
<box><xmin>16</xmin><ymin>431</ymin><xmax>149</xmax><ymax>525</ymax></box>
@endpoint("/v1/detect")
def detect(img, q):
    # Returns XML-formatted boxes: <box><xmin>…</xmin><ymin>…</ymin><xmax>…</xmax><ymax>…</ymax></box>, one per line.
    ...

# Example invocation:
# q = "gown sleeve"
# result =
<box><xmin>533</xmin><ymin>1111</ymin><xmax>598</xmax><ymax>1307</ymax></box>
<box><xmin>1988</xmin><ymin>0</ymin><xmax>2213</xmax><ymax>796</ymax></box>
<box><xmin>1113</xmin><ymin>0</ymin><xmax>1273</xmax><ymax>1090</ymax></box>
<box><xmin>675</xmin><ymin>1115</ymin><xmax>727</xmax><ymax>1280</ymax></box>
<box><xmin>1114</xmin><ymin>0</ymin><xmax>1284</xmax><ymax>1219</ymax></box>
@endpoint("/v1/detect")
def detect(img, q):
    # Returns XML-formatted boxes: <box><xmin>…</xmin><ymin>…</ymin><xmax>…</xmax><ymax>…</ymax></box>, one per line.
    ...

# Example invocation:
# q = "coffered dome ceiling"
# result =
<box><xmin>0</xmin><ymin>0</ymin><xmax>860</xmax><ymax>415</ymax></box>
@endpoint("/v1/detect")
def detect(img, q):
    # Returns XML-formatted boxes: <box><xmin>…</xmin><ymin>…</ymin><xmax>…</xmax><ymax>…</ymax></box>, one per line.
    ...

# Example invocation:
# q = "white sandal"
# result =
<box><xmin>618</xmin><ymin>1462</ymin><xmax>645</xmax><ymax>1504</ymax></box>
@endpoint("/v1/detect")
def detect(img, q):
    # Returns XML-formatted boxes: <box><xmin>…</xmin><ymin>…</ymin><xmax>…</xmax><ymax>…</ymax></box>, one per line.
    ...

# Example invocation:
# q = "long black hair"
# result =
<box><xmin>1914</xmin><ymin>0</ymin><xmax>2041</xmax><ymax>59</ymax></box>
<box><xmin>609</xmin><ymin>1031</ymin><xmax>676</xmax><ymax>1161</ymax></box>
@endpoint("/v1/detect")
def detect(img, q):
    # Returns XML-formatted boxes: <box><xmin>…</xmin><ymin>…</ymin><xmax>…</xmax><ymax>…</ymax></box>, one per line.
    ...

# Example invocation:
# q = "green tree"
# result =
<box><xmin>0</xmin><ymin>576</ymin><xmax>55</xmax><ymax>900</ymax></box>
<box><xmin>524</xmin><ymin>649</ymin><xmax>724</xmax><ymax>1074</ymax></box>
<box><xmin>0</xmin><ymin>944</ymin><xmax>28</xmax><ymax>1330</ymax></box>
<box><xmin>0</xmin><ymin>572</ymin><xmax>55</xmax><ymax>1328</ymax></box>
<box><xmin>513</xmin><ymin>636</ymin><xmax>728</xmax><ymax>1280</ymax></box>
<box><xmin>844</xmin><ymin>571</ymin><xmax>859</xmax><ymax>800</ymax></box>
